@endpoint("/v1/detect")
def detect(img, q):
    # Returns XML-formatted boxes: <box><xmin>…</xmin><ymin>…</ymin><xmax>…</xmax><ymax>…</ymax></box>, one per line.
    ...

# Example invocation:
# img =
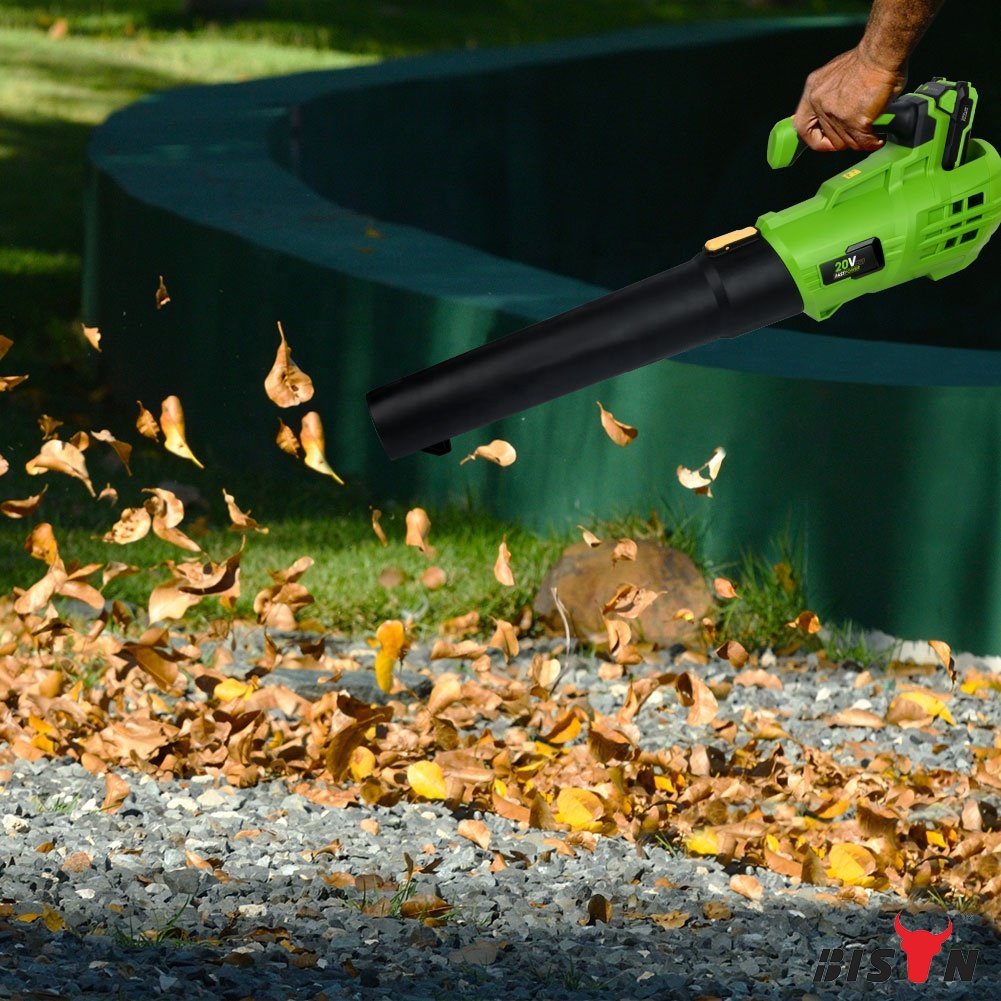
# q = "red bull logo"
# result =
<box><xmin>812</xmin><ymin>911</ymin><xmax>979</xmax><ymax>986</ymax></box>
<box><xmin>894</xmin><ymin>912</ymin><xmax>953</xmax><ymax>983</ymax></box>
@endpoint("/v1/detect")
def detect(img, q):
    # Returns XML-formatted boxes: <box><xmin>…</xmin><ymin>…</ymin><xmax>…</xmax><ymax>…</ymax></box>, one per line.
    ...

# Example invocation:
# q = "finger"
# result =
<box><xmin>815</xmin><ymin>109</ymin><xmax>854</xmax><ymax>151</ymax></box>
<box><xmin>794</xmin><ymin>103</ymin><xmax>836</xmax><ymax>152</ymax></box>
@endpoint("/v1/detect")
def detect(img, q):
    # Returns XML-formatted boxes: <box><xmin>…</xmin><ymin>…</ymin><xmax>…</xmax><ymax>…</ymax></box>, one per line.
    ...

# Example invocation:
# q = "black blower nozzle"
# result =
<box><xmin>367</xmin><ymin>232</ymin><xmax>803</xmax><ymax>459</ymax></box>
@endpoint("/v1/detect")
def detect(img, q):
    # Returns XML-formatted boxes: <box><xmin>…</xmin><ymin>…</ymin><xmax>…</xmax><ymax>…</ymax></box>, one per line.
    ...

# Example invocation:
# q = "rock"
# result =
<box><xmin>533</xmin><ymin>540</ymin><xmax>712</xmax><ymax>644</ymax></box>
<box><xmin>260</xmin><ymin>666</ymin><xmax>432</xmax><ymax>703</ymax></box>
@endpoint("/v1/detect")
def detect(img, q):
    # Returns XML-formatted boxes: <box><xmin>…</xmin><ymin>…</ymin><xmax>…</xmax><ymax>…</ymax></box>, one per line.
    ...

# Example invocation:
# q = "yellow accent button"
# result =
<box><xmin>704</xmin><ymin>226</ymin><xmax>758</xmax><ymax>254</ymax></box>
<box><xmin>842</xmin><ymin>168</ymin><xmax>862</xmax><ymax>180</ymax></box>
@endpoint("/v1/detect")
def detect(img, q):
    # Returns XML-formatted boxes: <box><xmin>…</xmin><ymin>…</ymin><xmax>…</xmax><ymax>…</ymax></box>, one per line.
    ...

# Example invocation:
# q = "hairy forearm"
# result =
<box><xmin>859</xmin><ymin>0</ymin><xmax>946</xmax><ymax>71</ymax></box>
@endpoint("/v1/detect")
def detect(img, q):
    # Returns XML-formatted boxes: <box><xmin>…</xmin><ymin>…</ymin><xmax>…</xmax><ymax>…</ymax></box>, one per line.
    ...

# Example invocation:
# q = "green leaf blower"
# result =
<box><xmin>367</xmin><ymin>78</ymin><xmax>1001</xmax><ymax>459</ymax></box>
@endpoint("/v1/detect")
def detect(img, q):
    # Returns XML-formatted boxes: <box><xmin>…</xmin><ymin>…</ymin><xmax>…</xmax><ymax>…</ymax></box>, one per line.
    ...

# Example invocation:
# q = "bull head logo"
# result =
<box><xmin>894</xmin><ymin>912</ymin><xmax>953</xmax><ymax>983</ymax></box>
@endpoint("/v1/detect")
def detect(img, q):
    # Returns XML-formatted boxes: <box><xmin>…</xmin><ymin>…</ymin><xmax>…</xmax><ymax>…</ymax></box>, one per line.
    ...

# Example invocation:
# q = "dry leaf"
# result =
<box><xmin>585</xmin><ymin>894</ymin><xmax>613</xmax><ymax>925</ymax></box>
<box><xmin>457</xmin><ymin>819</ymin><xmax>491</xmax><ymax>850</ymax></box>
<box><xmin>677</xmin><ymin>446</ymin><xmax>726</xmax><ymax>497</ymax></box>
<box><xmin>578</xmin><ymin>526</ymin><xmax>602</xmax><ymax>547</ymax></box>
<box><xmin>223</xmin><ymin>488</ymin><xmax>268</xmax><ymax>534</ymax></box>
<box><xmin>1</xmin><ymin>486</ymin><xmax>47</xmax><ymax>519</ymax></box>
<box><xmin>0</xmin><ymin>452</ymin><xmax>7</xmax><ymax>477</ymax></box>
<box><xmin>556</xmin><ymin>788</ymin><xmax>605</xmax><ymax>831</ymax></box>
<box><xmin>729</xmin><ymin>874</ymin><xmax>764</xmax><ymax>900</ymax></box>
<box><xmin>300</xmin><ymin>411</ymin><xmax>343</xmax><ymax>483</ymax></box>
<box><xmin>733</xmin><ymin>668</ymin><xmax>782</xmax><ymax>690</ymax></box>
<box><xmin>275</xmin><ymin>419</ymin><xmax>300</xmax><ymax>457</ymax></box>
<box><xmin>103</xmin><ymin>506</ymin><xmax>152</xmax><ymax>544</ymax></box>
<box><xmin>715</xmin><ymin>640</ymin><xmax>749</xmax><ymax>669</ymax></box>
<box><xmin>405</xmin><ymin>508</ymin><xmax>431</xmax><ymax>554</ymax></box>
<box><xmin>612</xmin><ymin>539</ymin><xmax>637</xmax><ymax>563</ymax></box>
<box><xmin>82</xmin><ymin>323</ymin><xmax>101</xmax><ymax>352</ymax></box>
<box><xmin>0</xmin><ymin>375</ymin><xmax>28</xmax><ymax>393</ymax></box>
<box><xmin>375</xmin><ymin>619</ymin><xmax>408</xmax><ymax>694</ymax></box>
<box><xmin>421</xmin><ymin>566</ymin><xmax>446</xmax><ymax>590</ymax></box>
<box><xmin>102</xmin><ymin>773</ymin><xmax>130</xmax><ymax>813</ymax></box>
<box><xmin>826</xmin><ymin>843</ymin><xmax>877</xmax><ymax>886</ymax></box>
<box><xmin>25</xmin><ymin>523</ymin><xmax>59</xmax><ymax>565</ymax></box>
<box><xmin>787</xmin><ymin>610</ymin><xmax>822</xmax><ymax>634</ymax></box>
<box><xmin>887</xmin><ymin>690</ymin><xmax>955</xmax><ymax>726</ymax></box>
<box><xmin>370</xmin><ymin>508</ymin><xmax>388</xmax><ymax>546</ymax></box>
<box><xmin>155</xmin><ymin>275</ymin><xmax>171</xmax><ymax>309</ymax></box>
<box><xmin>493</xmin><ymin>537</ymin><xmax>515</xmax><ymax>587</ymax></box>
<box><xmin>38</xmin><ymin>415</ymin><xmax>63</xmax><ymax>440</ymax></box>
<box><xmin>25</xmin><ymin>439</ymin><xmax>95</xmax><ymax>496</ymax></box>
<box><xmin>596</xmin><ymin>401</ymin><xmax>637</xmax><ymax>446</ymax></box>
<box><xmin>827</xmin><ymin>708</ymin><xmax>884</xmax><ymax>729</ymax></box>
<box><xmin>929</xmin><ymin>639</ymin><xmax>956</xmax><ymax>684</ymax></box>
<box><xmin>407</xmin><ymin>761</ymin><xmax>447</xmax><ymax>800</ymax></box>
<box><xmin>160</xmin><ymin>396</ymin><xmax>203</xmax><ymax>469</ymax></box>
<box><xmin>713</xmin><ymin>577</ymin><xmax>738</xmax><ymax>599</ymax></box>
<box><xmin>676</xmin><ymin>671</ymin><xmax>719</xmax><ymax>726</ymax></box>
<box><xmin>0</xmin><ymin>334</ymin><xmax>11</xmax><ymax>361</ymax></box>
<box><xmin>602</xmin><ymin>583</ymin><xmax>660</xmax><ymax>619</ymax></box>
<box><xmin>90</xmin><ymin>430</ymin><xmax>132</xmax><ymax>475</ymax></box>
<box><xmin>460</xmin><ymin>439</ymin><xmax>517</xmax><ymax>467</ymax></box>
<box><xmin>135</xmin><ymin>401</ymin><xmax>161</xmax><ymax>441</ymax></box>
<box><xmin>264</xmin><ymin>321</ymin><xmax>315</xmax><ymax>408</ymax></box>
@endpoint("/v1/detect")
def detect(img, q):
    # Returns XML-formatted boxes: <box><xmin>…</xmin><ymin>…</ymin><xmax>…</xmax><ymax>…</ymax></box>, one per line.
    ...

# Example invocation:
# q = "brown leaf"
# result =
<box><xmin>732</xmin><ymin>668</ymin><xmax>782</xmax><ymax>689</ymax></box>
<box><xmin>929</xmin><ymin>639</ymin><xmax>957</xmax><ymax>684</ymax></box>
<box><xmin>98</xmin><ymin>483</ymin><xmax>118</xmax><ymax>505</ymax></box>
<box><xmin>827</xmin><ymin>708</ymin><xmax>884</xmax><ymax>729</ymax></box>
<box><xmin>102</xmin><ymin>773</ymin><xmax>130</xmax><ymax>813</ymax></box>
<box><xmin>596</xmin><ymin>401</ymin><xmax>637</xmax><ymax>446</ymax></box>
<box><xmin>13</xmin><ymin>560</ymin><xmax>67</xmax><ymax>615</ymax></box>
<box><xmin>25</xmin><ymin>439</ymin><xmax>95</xmax><ymax>495</ymax></box>
<box><xmin>713</xmin><ymin>577</ymin><xmax>738</xmax><ymax>599</ymax></box>
<box><xmin>715</xmin><ymin>640</ymin><xmax>749</xmax><ymax>669</ymax></box>
<box><xmin>729</xmin><ymin>874</ymin><xmax>763</xmax><ymax>901</ymax></box>
<box><xmin>675</xmin><ymin>671</ymin><xmax>719</xmax><ymax>726</ymax></box>
<box><xmin>399</xmin><ymin>894</ymin><xmax>451</xmax><ymax>922</ymax></box>
<box><xmin>578</xmin><ymin>526</ymin><xmax>602</xmax><ymax>548</ymax></box>
<box><xmin>82</xmin><ymin>323</ymin><xmax>101</xmax><ymax>352</ymax></box>
<box><xmin>1</xmin><ymin>486</ymin><xmax>47</xmax><ymax>519</ymax></box>
<box><xmin>38</xmin><ymin>415</ymin><xmax>64</xmax><ymax>439</ymax></box>
<box><xmin>264</xmin><ymin>321</ymin><xmax>315</xmax><ymax>408</ymax></box>
<box><xmin>677</xmin><ymin>446</ymin><xmax>726</xmax><ymax>497</ymax></box>
<box><xmin>377</xmin><ymin>566</ymin><xmax>405</xmax><ymax>588</ymax></box>
<box><xmin>585</xmin><ymin>893</ymin><xmax>613</xmax><ymax>925</ymax></box>
<box><xmin>457</xmin><ymin>819</ymin><xmax>491</xmax><ymax>850</ymax></box>
<box><xmin>786</xmin><ymin>610</ymin><xmax>822</xmax><ymax>634</ymax></box>
<box><xmin>155</xmin><ymin>274</ymin><xmax>171</xmax><ymax>309</ymax></box>
<box><xmin>160</xmin><ymin>395</ymin><xmax>203</xmax><ymax>469</ymax></box>
<box><xmin>91</xmin><ymin>430</ymin><xmax>132</xmax><ymax>475</ymax></box>
<box><xmin>488</xmin><ymin>619</ymin><xmax>519</xmax><ymax>659</ymax></box>
<box><xmin>0</xmin><ymin>452</ymin><xmax>8</xmax><ymax>477</ymax></box>
<box><xmin>651</xmin><ymin>911</ymin><xmax>689</xmax><ymax>929</ymax></box>
<box><xmin>25</xmin><ymin>523</ymin><xmax>59</xmax><ymax>565</ymax></box>
<box><xmin>222</xmin><ymin>488</ymin><xmax>268</xmax><ymax>534</ymax></box>
<box><xmin>460</xmin><ymin>439</ymin><xmax>517</xmax><ymax>467</ymax></box>
<box><xmin>612</xmin><ymin>539</ymin><xmax>637</xmax><ymax>563</ymax></box>
<box><xmin>102</xmin><ymin>506</ymin><xmax>152</xmax><ymax>544</ymax></box>
<box><xmin>370</xmin><ymin>508</ymin><xmax>388</xmax><ymax>546</ymax></box>
<box><xmin>276</xmin><ymin>418</ymin><xmax>301</xmax><ymax>457</ymax></box>
<box><xmin>0</xmin><ymin>375</ymin><xmax>28</xmax><ymax>393</ymax></box>
<box><xmin>405</xmin><ymin>507</ymin><xmax>431</xmax><ymax>553</ymax></box>
<box><xmin>602</xmin><ymin>583</ymin><xmax>660</xmax><ymax>619</ymax></box>
<box><xmin>421</xmin><ymin>566</ymin><xmax>446</xmax><ymax>589</ymax></box>
<box><xmin>703</xmin><ymin>901</ymin><xmax>732</xmax><ymax>921</ymax></box>
<box><xmin>0</xmin><ymin>334</ymin><xmax>11</xmax><ymax>361</ymax></box>
<box><xmin>135</xmin><ymin>401</ymin><xmax>161</xmax><ymax>441</ymax></box>
<box><xmin>493</xmin><ymin>537</ymin><xmax>515</xmax><ymax>587</ymax></box>
<box><xmin>300</xmin><ymin>411</ymin><xmax>343</xmax><ymax>483</ymax></box>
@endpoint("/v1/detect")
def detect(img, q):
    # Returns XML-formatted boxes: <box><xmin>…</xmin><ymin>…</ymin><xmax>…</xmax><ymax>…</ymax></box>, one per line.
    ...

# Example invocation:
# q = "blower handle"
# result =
<box><xmin>766</xmin><ymin>95</ymin><xmax>931</xmax><ymax>169</ymax></box>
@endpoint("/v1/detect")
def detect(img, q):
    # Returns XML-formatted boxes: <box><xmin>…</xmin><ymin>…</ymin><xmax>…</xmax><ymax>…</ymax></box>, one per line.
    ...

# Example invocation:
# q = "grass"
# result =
<box><xmin>822</xmin><ymin>618</ymin><xmax>902</xmax><ymax>672</ymax></box>
<box><xmin>111</xmin><ymin>893</ymin><xmax>195</xmax><ymax>948</ymax></box>
<box><xmin>0</xmin><ymin>1</ymin><xmax>866</xmax><ymax>633</ymax></box>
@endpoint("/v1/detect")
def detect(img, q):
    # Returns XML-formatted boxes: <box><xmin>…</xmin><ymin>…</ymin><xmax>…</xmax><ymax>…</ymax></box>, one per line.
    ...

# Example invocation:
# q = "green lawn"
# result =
<box><xmin>0</xmin><ymin>1</ymin><xmax>863</xmax><ymax>633</ymax></box>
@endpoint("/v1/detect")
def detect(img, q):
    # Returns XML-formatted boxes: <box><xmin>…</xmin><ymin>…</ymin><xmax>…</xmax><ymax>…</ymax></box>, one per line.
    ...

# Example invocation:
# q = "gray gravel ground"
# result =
<box><xmin>1</xmin><ymin>629</ymin><xmax>999</xmax><ymax>1001</ymax></box>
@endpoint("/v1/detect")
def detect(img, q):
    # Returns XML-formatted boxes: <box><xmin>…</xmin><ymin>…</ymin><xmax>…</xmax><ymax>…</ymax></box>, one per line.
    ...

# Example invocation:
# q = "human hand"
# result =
<box><xmin>794</xmin><ymin>47</ymin><xmax>907</xmax><ymax>153</ymax></box>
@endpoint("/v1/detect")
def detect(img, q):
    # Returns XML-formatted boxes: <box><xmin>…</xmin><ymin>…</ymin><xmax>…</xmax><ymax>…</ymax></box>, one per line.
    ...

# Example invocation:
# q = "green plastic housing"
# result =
<box><xmin>758</xmin><ymin>83</ymin><xmax>1001</xmax><ymax>321</ymax></box>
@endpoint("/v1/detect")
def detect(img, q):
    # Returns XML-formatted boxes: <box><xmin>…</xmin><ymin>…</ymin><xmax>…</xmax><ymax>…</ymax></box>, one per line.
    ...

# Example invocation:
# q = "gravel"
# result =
<box><xmin>1</xmin><ymin>629</ymin><xmax>999</xmax><ymax>1000</ymax></box>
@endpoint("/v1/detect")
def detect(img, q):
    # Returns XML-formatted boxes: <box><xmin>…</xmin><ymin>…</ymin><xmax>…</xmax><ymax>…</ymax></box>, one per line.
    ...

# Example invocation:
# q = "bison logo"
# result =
<box><xmin>894</xmin><ymin>912</ymin><xmax>953</xmax><ymax>983</ymax></box>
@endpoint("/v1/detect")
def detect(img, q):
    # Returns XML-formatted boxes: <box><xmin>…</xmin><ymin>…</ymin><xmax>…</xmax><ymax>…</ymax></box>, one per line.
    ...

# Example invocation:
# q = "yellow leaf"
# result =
<box><xmin>926</xmin><ymin>829</ymin><xmax>947</xmax><ymax>849</ymax></box>
<box><xmin>541</xmin><ymin>712</ymin><xmax>581</xmax><ymax>745</ymax></box>
<box><xmin>686</xmin><ymin>829</ymin><xmax>719</xmax><ymax>856</ymax></box>
<box><xmin>215</xmin><ymin>677</ymin><xmax>257</xmax><ymax>702</ymax></box>
<box><xmin>786</xmin><ymin>610</ymin><xmax>822</xmax><ymax>634</ymax></box>
<box><xmin>407</xmin><ymin>760</ymin><xmax>447</xmax><ymax>800</ymax></box>
<box><xmin>374</xmin><ymin>619</ymin><xmax>407</xmax><ymax>693</ymax></box>
<box><xmin>160</xmin><ymin>395</ymin><xmax>203</xmax><ymax>469</ymax></box>
<box><xmin>555</xmin><ymin>788</ymin><xmax>605</xmax><ymax>831</ymax></box>
<box><xmin>826</xmin><ymin>843</ymin><xmax>877</xmax><ymax>886</ymax></box>
<box><xmin>893</xmin><ymin>690</ymin><xmax>955</xmax><ymax>725</ymax></box>
<box><xmin>349</xmin><ymin>746</ymin><xmax>376</xmax><ymax>781</ymax></box>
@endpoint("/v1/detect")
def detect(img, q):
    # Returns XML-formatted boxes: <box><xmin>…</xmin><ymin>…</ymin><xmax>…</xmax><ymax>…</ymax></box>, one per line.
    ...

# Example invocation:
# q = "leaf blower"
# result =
<box><xmin>367</xmin><ymin>78</ymin><xmax>1001</xmax><ymax>459</ymax></box>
